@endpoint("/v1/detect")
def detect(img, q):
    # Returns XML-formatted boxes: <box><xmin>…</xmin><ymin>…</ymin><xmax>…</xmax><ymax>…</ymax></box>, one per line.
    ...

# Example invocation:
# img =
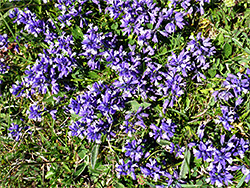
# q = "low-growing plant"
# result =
<box><xmin>0</xmin><ymin>0</ymin><xmax>250</xmax><ymax>187</ymax></box>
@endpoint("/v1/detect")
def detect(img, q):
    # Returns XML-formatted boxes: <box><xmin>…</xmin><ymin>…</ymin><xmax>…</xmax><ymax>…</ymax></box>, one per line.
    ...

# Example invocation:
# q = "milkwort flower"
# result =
<box><xmin>9</xmin><ymin>8</ymin><xmax>19</xmax><ymax>19</ymax></box>
<box><xmin>68</xmin><ymin>81</ymin><xmax>124</xmax><ymax>143</ymax></box>
<box><xmin>55</xmin><ymin>0</ymin><xmax>101</xmax><ymax>28</ymax></box>
<box><xmin>0</xmin><ymin>34</ymin><xmax>9</xmax><ymax>51</ymax></box>
<box><xmin>206</xmin><ymin>163</ymin><xmax>233</xmax><ymax>187</ymax></box>
<box><xmin>8</xmin><ymin>123</ymin><xmax>23</xmax><ymax>141</ymax></box>
<box><xmin>223</xmin><ymin>73</ymin><xmax>249</xmax><ymax>99</ymax></box>
<box><xmin>116</xmin><ymin>159</ymin><xmax>138</xmax><ymax>180</ymax></box>
<box><xmin>192</xmin><ymin>140</ymin><xmax>214</xmax><ymax>162</ymax></box>
<box><xmin>186</xmin><ymin>32</ymin><xmax>216</xmax><ymax>82</ymax></box>
<box><xmin>139</xmin><ymin>60</ymin><xmax>162</xmax><ymax>100</ymax></box>
<box><xmin>160</xmin><ymin>69</ymin><xmax>185</xmax><ymax>108</ymax></box>
<box><xmin>68</xmin><ymin>121</ymin><xmax>86</xmax><ymax>138</ymax></box>
<box><xmin>104</xmin><ymin>0</ymin><xmax>125</xmax><ymax>19</ymax></box>
<box><xmin>140</xmin><ymin>158</ymin><xmax>165</xmax><ymax>181</ymax></box>
<box><xmin>242</xmin><ymin>166</ymin><xmax>250</xmax><ymax>183</ymax></box>
<box><xmin>10</xmin><ymin>8</ymin><xmax>45</xmax><ymax>37</ymax></box>
<box><xmin>167</xmin><ymin>50</ymin><xmax>191</xmax><ymax>77</ymax></box>
<box><xmin>105</xmin><ymin>0</ymin><xmax>187</xmax><ymax>46</ymax></box>
<box><xmin>231</xmin><ymin>165</ymin><xmax>250</xmax><ymax>183</ymax></box>
<box><xmin>27</xmin><ymin>103</ymin><xmax>43</xmax><ymax>121</ymax></box>
<box><xmin>226</xmin><ymin>135</ymin><xmax>249</xmax><ymax>159</ymax></box>
<box><xmin>149</xmin><ymin>119</ymin><xmax>177</xmax><ymax>142</ymax></box>
<box><xmin>80</xmin><ymin>24</ymin><xmax>117</xmax><ymax>70</ymax></box>
<box><xmin>13</xmin><ymin>32</ymin><xmax>76</xmax><ymax>97</ymax></box>
<box><xmin>8</xmin><ymin>123</ymin><xmax>31</xmax><ymax>141</ymax></box>
<box><xmin>122</xmin><ymin>139</ymin><xmax>144</xmax><ymax>162</ymax></box>
<box><xmin>192</xmin><ymin>135</ymin><xmax>249</xmax><ymax>187</ymax></box>
<box><xmin>214</xmin><ymin>105</ymin><xmax>238</xmax><ymax>131</ymax></box>
<box><xmin>169</xmin><ymin>0</ymin><xmax>210</xmax><ymax>15</ymax></box>
<box><xmin>213</xmin><ymin>71</ymin><xmax>250</xmax><ymax>108</ymax></box>
<box><xmin>0</xmin><ymin>58</ymin><xmax>10</xmax><ymax>74</ymax></box>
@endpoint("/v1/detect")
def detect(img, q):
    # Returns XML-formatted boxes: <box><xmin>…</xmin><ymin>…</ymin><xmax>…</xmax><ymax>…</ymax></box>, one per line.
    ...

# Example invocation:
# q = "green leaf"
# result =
<box><xmin>224</xmin><ymin>43</ymin><xmax>232</xmax><ymax>58</ymax></box>
<box><xmin>208</xmin><ymin>69</ymin><xmax>217</xmax><ymax>78</ymax></box>
<box><xmin>146</xmin><ymin>23</ymin><xmax>153</xmax><ymax>29</ymax></box>
<box><xmin>0</xmin><ymin>9</ymin><xmax>11</xmax><ymax>22</ymax></box>
<box><xmin>157</xmin><ymin>139</ymin><xmax>172</xmax><ymax>146</ymax></box>
<box><xmin>111</xmin><ymin>22</ymin><xmax>118</xmax><ymax>30</ymax></box>
<box><xmin>62</xmin><ymin>162</ymin><xmax>71</xmax><ymax>173</ymax></box>
<box><xmin>88</xmin><ymin>71</ymin><xmax>100</xmax><ymax>79</ymax></box>
<box><xmin>217</xmin><ymin>33</ymin><xmax>224</xmax><ymax>45</ymax></box>
<box><xmin>240</xmin><ymin>110</ymin><xmax>250</xmax><ymax>121</ymax></box>
<box><xmin>128</xmin><ymin>100</ymin><xmax>151</xmax><ymax>112</ymax></box>
<box><xmin>244</xmin><ymin>156</ymin><xmax>250</xmax><ymax>166</ymax></box>
<box><xmin>167</xmin><ymin>108</ymin><xmax>189</xmax><ymax>120</ymax></box>
<box><xmin>91</xmin><ymin>144</ymin><xmax>99</xmax><ymax>169</ymax></box>
<box><xmin>45</xmin><ymin>170</ymin><xmax>55</xmax><ymax>179</ymax></box>
<box><xmin>78</xmin><ymin>149</ymin><xmax>87</xmax><ymax>159</ymax></box>
<box><xmin>141</xmin><ymin>101</ymin><xmax>151</xmax><ymax>109</ymax></box>
<box><xmin>236</xmin><ymin>174</ymin><xmax>247</xmax><ymax>188</ymax></box>
<box><xmin>74</xmin><ymin>163</ymin><xmax>88</xmax><ymax>178</ymax></box>
<box><xmin>244</xmin><ymin>47</ymin><xmax>250</xmax><ymax>55</ymax></box>
<box><xmin>180</xmin><ymin>148</ymin><xmax>191</xmax><ymax>179</ymax></box>
<box><xmin>114</xmin><ymin>182</ymin><xmax>125</xmax><ymax>188</ymax></box>
<box><xmin>72</xmin><ymin>26</ymin><xmax>84</xmax><ymax>40</ymax></box>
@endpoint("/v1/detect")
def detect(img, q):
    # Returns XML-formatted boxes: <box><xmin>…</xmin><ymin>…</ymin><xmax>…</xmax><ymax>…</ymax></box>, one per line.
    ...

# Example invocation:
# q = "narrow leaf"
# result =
<box><xmin>91</xmin><ymin>144</ymin><xmax>99</xmax><ymax>169</ymax></box>
<box><xmin>236</xmin><ymin>174</ymin><xmax>247</xmax><ymax>188</ymax></box>
<box><xmin>74</xmin><ymin>163</ymin><xmax>88</xmax><ymax>178</ymax></box>
<box><xmin>180</xmin><ymin>148</ymin><xmax>191</xmax><ymax>179</ymax></box>
<box><xmin>224</xmin><ymin>43</ymin><xmax>232</xmax><ymax>58</ymax></box>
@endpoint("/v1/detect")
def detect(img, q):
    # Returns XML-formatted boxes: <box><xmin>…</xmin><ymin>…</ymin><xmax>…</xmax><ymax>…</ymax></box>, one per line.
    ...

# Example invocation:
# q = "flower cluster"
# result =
<box><xmin>213</xmin><ymin>70</ymin><xmax>250</xmax><ymax>131</ymax></box>
<box><xmin>105</xmin><ymin>0</ymin><xmax>187</xmax><ymax>44</ymax></box>
<box><xmin>4</xmin><ymin>0</ymin><xmax>250</xmax><ymax>187</ymax></box>
<box><xmin>79</xmin><ymin>24</ymin><xmax>117</xmax><ymax>69</ymax></box>
<box><xmin>191</xmin><ymin>133</ymin><xmax>249</xmax><ymax>187</ymax></box>
<box><xmin>8</xmin><ymin>123</ymin><xmax>31</xmax><ymax>141</ymax></box>
<box><xmin>0</xmin><ymin>34</ymin><xmax>9</xmax><ymax>51</ymax></box>
<box><xmin>213</xmin><ymin>71</ymin><xmax>250</xmax><ymax>105</ymax></box>
<box><xmin>27</xmin><ymin>103</ymin><xmax>44</xmax><ymax>122</ymax></box>
<box><xmin>168</xmin><ymin>32</ymin><xmax>216</xmax><ymax>82</ymax></box>
<box><xmin>55</xmin><ymin>0</ymin><xmax>101</xmax><ymax>28</ymax></box>
<box><xmin>10</xmin><ymin>8</ymin><xmax>46</xmax><ymax>37</ymax></box>
<box><xmin>68</xmin><ymin>81</ymin><xmax>125</xmax><ymax>143</ymax></box>
<box><xmin>150</xmin><ymin>118</ymin><xmax>177</xmax><ymax>142</ymax></box>
<box><xmin>122</xmin><ymin>139</ymin><xmax>144</xmax><ymax>162</ymax></box>
<box><xmin>12</xmin><ymin>32</ymin><xmax>76</xmax><ymax>96</ymax></box>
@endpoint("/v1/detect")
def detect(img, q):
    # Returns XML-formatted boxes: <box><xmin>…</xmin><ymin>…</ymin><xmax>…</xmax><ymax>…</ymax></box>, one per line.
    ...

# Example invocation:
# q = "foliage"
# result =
<box><xmin>0</xmin><ymin>0</ymin><xmax>250</xmax><ymax>187</ymax></box>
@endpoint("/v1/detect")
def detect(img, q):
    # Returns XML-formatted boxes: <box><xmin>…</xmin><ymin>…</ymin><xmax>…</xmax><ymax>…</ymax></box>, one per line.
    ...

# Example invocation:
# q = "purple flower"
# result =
<box><xmin>223</xmin><ymin>73</ymin><xmax>249</xmax><ymax>98</ymax></box>
<box><xmin>50</xmin><ymin>110</ymin><xmax>57</xmax><ymax>120</ymax></box>
<box><xmin>193</xmin><ymin>140</ymin><xmax>214</xmax><ymax>162</ymax></box>
<box><xmin>174</xmin><ymin>12</ymin><xmax>185</xmax><ymax>29</ymax></box>
<box><xmin>206</xmin><ymin>163</ymin><xmax>233</xmax><ymax>187</ymax></box>
<box><xmin>27</xmin><ymin>103</ymin><xmax>43</xmax><ymax>121</ymax></box>
<box><xmin>242</xmin><ymin>166</ymin><xmax>250</xmax><ymax>183</ymax></box>
<box><xmin>116</xmin><ymin>159</ymin><xmax>137</xmax><ymax>180</ymax></box>
<box><xmin>215</xmin><ymin>106</ymin><xmax>238</xmax><ymax>131</ymax></box>
<box><xmin>8</xmin><ymin>123</ymin><xmax>31</xmax><ymax>141</ymax></box>
<box><xmin>80</xmin><ymin>24</ymin><xmax>116</xmax><ymax>70</ymax></box>
<box><xmin>69</xmin><ymin>121</ymin><xmax>85</xmax><ymax>139</ymax></box>
<box><xmin>8</xmin><ymin>124</ymin><xmax>23</xmax><ymax>141</ymax></box>
<box><xmin>0</xmin><ymin>34</ymin><xmax>9</xmax><ymax>51</ymax></box>
<box><xmin>149</xmin><ymin>118</ymin><xmax>177</xmax><ymax>142</ymax></box>
<box><xmin>122</xmin><ymin>139</ymin><xmax>144</xmax><ymax>162</ymax></box>
<box><xmin>9</xmin><ymin>8</ymin><xmax>19</xmax><ymax>19</ymax></box>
